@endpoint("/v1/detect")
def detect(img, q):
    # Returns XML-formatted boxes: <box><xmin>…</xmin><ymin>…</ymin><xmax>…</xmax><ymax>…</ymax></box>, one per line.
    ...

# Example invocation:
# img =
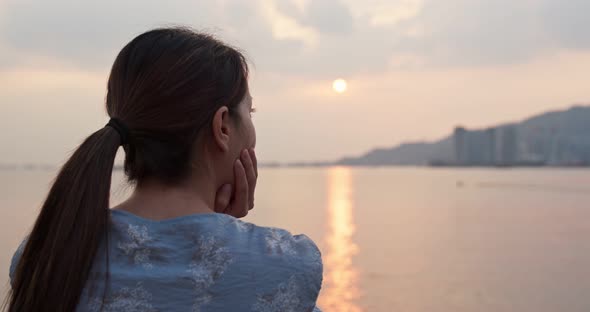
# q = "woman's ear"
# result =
<box><xmin>212</xmin><ymin>106</ymin><xmax>231</xmax><ymax>152</ymax></box>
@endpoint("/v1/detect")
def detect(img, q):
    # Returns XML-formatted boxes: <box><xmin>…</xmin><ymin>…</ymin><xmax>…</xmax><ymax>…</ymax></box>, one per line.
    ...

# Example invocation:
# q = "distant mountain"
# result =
<box><xmin>335</xmin><ymin>105</ymin><xmax>590</xmax><ymax>166</ymax></box>
<box><xmin>516</xmin><ymin>105</ymin><xmax>590</xmax><ymax>165</ymax></box>
<box><xmin>337</xmin><ymin>138</ymin><xmax>454</xmax><ymax>166</ymax></box>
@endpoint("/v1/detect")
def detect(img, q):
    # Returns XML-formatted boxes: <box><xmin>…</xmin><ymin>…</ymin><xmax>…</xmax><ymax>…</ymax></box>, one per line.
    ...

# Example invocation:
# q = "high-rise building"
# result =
<box><xmin>484</xmin><ymin>127</ymin><xmax>496</xmax><ymax>165</ymax></box>
<box><xmin>454</xmin><ymin>127</ymin><xmax>467</xmax><ymax>164</ymax></box>
<box><xmin>499</xmin><ymin>126</ymin><xmax>518</xmax><ymax>165</ymax></box>
<box><xmin>454</xmin><ymin>126</ymin><xmax>518</xmax><ymax>166</ymax></box>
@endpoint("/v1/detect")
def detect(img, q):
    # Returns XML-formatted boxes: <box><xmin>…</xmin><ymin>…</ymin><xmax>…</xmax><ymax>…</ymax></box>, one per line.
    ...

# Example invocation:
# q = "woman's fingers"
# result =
<box><xmin>231</xmin><ymin>158</ymin><xmax>249</xmax><ymax>217</ymax></box>
<box><xmin>249</xmin><ymin>148</ymin><xmax>258</xmax><ymax>178</ymax></box>
<box><xmin>214</xmin><ymin>150</ymin><xmax>257</xmax><ymax>218</ymax></box>
<box><xmin>214</xmin><ymin>184</ymin><xmax>232</xmax><ymax>213</ymax></box>
<box><xmin>241</xmin><ymin>149</ymin><xmax>257</xmax><ymax>210</ymax></box>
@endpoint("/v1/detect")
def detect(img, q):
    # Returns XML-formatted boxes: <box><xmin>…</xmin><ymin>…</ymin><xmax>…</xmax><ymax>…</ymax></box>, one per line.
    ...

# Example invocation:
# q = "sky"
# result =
<box><xmin>0</xmin><ymin>0</ymin><xmax>589</xmax><ymax>164</ymax></box>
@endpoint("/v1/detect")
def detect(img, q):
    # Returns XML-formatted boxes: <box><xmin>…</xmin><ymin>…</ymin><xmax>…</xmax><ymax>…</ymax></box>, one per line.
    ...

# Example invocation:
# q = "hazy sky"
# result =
<box><xmin>1</xmin><ymin>0</ymin><xmax>589</xmax><ymax>164</ymax></box>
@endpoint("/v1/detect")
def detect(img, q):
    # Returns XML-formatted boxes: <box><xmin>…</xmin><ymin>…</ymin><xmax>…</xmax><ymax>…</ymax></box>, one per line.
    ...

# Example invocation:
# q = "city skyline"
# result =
<box><xmin>337</xmin><ymin>105</ymin><xmax>590</xmax><ymax>167</ymax></box>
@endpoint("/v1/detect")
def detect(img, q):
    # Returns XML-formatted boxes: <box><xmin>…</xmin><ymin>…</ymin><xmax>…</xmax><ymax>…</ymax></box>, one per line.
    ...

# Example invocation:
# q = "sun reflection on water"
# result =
<box><xmin>318</xmin><ymin>167</ymin><xmax>362</xmax><ymax>312</ymax></box>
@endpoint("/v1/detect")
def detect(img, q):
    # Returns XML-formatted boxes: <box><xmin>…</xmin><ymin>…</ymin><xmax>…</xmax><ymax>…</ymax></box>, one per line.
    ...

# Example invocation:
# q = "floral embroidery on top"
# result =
<box><xmin>252</xmin><ymin>275</ymin><xmax>306</xmax><ymax>312</ymax></box>
<box><xmin>265</xmin><ymin>228</ymin><xmax>298</xmax><ymax>256</ymax></box>
<box><xmin>233</xmin><ymin>218</ymin><xmax>255</xmax><ymax>232</ymax></box>
<box><xmin>302</xmin><ymin>236</ymin><xmax>323</xmax><ymax>277</ymax></box>
<box><xmin>186</xmin><ymin>236</ymin><xmax>233</xmax><ymax>312</ymax></box>
<box><xmin>117</xmin><ymin>224</ymin><xmax>154</xmax><ymax>269</ymax></box>
<box><xmin>88</xmin><ymin>282</ymin><xmax>156</xmax><ymax>312</ymax></box>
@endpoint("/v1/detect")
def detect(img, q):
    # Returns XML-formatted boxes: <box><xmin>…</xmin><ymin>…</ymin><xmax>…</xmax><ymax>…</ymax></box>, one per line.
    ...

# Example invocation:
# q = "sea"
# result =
<box><xmin>1</xmin><ymin>167</ymin><xmax>589</xmax><ymax>312</ymax></box>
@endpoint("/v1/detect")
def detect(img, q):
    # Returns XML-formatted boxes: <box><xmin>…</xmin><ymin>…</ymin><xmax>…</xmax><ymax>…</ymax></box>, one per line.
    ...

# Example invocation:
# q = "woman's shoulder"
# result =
<box><xmin>8</xmin><ymin>237</ymin><xmax>28</xmax><ymax>287</ymax></box>
<box><xmin>222</xmin><ymin>218</ymin><xmax>324</xmax><ymax>311</ymax></box>
<box><xmin>229</xmin><ymin>218</ymin><xmax>322</xmax><ymax>259</ymax></box>
<box><xmin>109</xmin><ymin>210</ymin><xmax>322</xmax><ymax>273</ymax></box>
<box><xmin>218</xmin><ymin>217</ymin><xmax>323</xmax><ymax>285</ymax></box>
<box><xmin>223</xmin><ymin>217</ymin><xmax>322</xmax><ymax>268</ymax></box>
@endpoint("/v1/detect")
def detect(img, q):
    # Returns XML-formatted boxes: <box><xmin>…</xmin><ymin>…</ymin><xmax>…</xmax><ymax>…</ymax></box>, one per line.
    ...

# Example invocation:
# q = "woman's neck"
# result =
<box><xmin>112</xmin><ymin>176</ymin><xmax>217</xmax><ymax>221</ymax></box>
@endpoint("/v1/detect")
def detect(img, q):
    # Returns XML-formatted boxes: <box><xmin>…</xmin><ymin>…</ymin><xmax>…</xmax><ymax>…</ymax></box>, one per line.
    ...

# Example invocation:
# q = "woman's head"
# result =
<box><xmin>5</xmin><ymin>27</ymin><xmax>254</xmax><ymax>311</ymax></box>
<box><xmin>107</xmin><ymin>27</ymin><xmax>255</xmax><ymax>186</ymax></box>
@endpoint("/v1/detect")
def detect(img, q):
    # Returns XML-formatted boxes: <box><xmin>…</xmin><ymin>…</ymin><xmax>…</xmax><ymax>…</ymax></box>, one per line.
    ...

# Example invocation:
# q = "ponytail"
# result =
<box><xmin>6</xmin><ymin>125</ymin><xmax>122</xmax><ymax>311</ymax></box>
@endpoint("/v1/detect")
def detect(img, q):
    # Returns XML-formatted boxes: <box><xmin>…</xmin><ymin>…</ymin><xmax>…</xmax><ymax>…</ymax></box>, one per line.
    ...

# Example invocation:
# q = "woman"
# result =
<box><xmin>6</xmin><ymin>27</ymin><xmax>323</xmax><ymax>311</ymax></box>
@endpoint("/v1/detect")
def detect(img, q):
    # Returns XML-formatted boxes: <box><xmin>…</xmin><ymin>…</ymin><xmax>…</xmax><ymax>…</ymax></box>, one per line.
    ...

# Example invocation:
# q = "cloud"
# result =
<box><xmin>258</xmin><ymin>0</ymin><xmax>320</xmax><ymax>49</ymax></box>
<box><xmin>540</xmin><ymin>0</ymin><xmax>590</xmax><ymax>49</ymax></box>
<box><xmin>303</xmin><ymin>0</ymin><xmax>354</xmax><ymax>34</ymax></box>
<box><xmin>363</xmin><ymin>0</ymin><xmax>423</xmax><ymax>27</ymax></box>
<box><xmin>393</xmin><ymin>0</ymin><xmax>590</xmax><ymax>67</ymax></box>
<box><xmin>0</xmin><ymin>0</ymin><xmax>221</xmax><ymax>69</ymax></box>
<box><xmin>1</xmin><ymin>0</ymin><xmax>590</xmax><ymax>79</ymax></box>
<box><xmin>0</xmin><ymin>0</ymin><xmax>402</xmax><ymax>78</ymax></box>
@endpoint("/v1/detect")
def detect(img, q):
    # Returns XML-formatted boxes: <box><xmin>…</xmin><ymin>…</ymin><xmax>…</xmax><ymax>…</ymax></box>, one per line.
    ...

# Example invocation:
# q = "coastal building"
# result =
<box><xmin>454</xmin><ymin>125</ymin><xmax>518</xmax><ymax>166</ymax></box>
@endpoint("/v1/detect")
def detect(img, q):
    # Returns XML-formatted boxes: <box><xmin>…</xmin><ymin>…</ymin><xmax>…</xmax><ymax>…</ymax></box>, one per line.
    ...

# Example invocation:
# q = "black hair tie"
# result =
<box><xmin>106</xmin><ymin>117</ymin><xmax>130</xmax><ymax>145</ymax></box>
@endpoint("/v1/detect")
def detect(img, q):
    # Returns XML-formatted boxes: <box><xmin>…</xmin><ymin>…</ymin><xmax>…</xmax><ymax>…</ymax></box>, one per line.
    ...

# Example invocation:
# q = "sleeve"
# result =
<box><xmin>293</xmin><ymin>234</ymin><xmax>323</xmax><ymax>298</ymax></box>
<box><xmin>252</xmin><ymin>228</ymin><xmax>324</xmax><ymax>312</ymax></box>
<box><xmin>9</xmin><ymin>238</ymin><xmax>28</xmax><ymax>288</ymax></box>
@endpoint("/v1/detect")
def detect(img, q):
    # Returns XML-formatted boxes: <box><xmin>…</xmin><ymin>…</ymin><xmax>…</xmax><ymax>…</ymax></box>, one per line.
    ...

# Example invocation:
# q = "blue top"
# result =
<box><xmin>10</xmin><ymin>210</ymin><xmax>323</xmax><ymax>312</ymax></box>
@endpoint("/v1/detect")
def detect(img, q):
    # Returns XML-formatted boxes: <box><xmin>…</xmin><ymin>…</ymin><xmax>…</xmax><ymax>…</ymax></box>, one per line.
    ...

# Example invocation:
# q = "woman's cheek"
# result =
<box><xmin>249</xmin><ymin>123</ymin><xmax>257</xmax><ymax>148</ymax></box>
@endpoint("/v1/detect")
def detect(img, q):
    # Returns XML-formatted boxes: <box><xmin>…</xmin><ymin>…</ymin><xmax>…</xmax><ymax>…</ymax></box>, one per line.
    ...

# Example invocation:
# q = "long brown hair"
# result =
<box><xmin>6</xmin><ymin>27</ymin><xmax>249</xmax><ymax>311</ymax></box>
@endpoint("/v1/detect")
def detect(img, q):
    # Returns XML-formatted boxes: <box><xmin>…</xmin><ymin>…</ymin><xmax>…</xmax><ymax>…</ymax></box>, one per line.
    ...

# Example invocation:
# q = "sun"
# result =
<box><xmin>332</xmin><ymin>79</ymin><xmax>347</xmax><ymax>93</ymax></box>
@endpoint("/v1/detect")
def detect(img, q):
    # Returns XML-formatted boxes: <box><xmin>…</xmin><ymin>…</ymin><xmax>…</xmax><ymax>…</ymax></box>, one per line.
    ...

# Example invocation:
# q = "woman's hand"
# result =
<box><xmin>214</xmin><ymin>148</ymin><xmax>258</xmax><ymax>218</ymax></box>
